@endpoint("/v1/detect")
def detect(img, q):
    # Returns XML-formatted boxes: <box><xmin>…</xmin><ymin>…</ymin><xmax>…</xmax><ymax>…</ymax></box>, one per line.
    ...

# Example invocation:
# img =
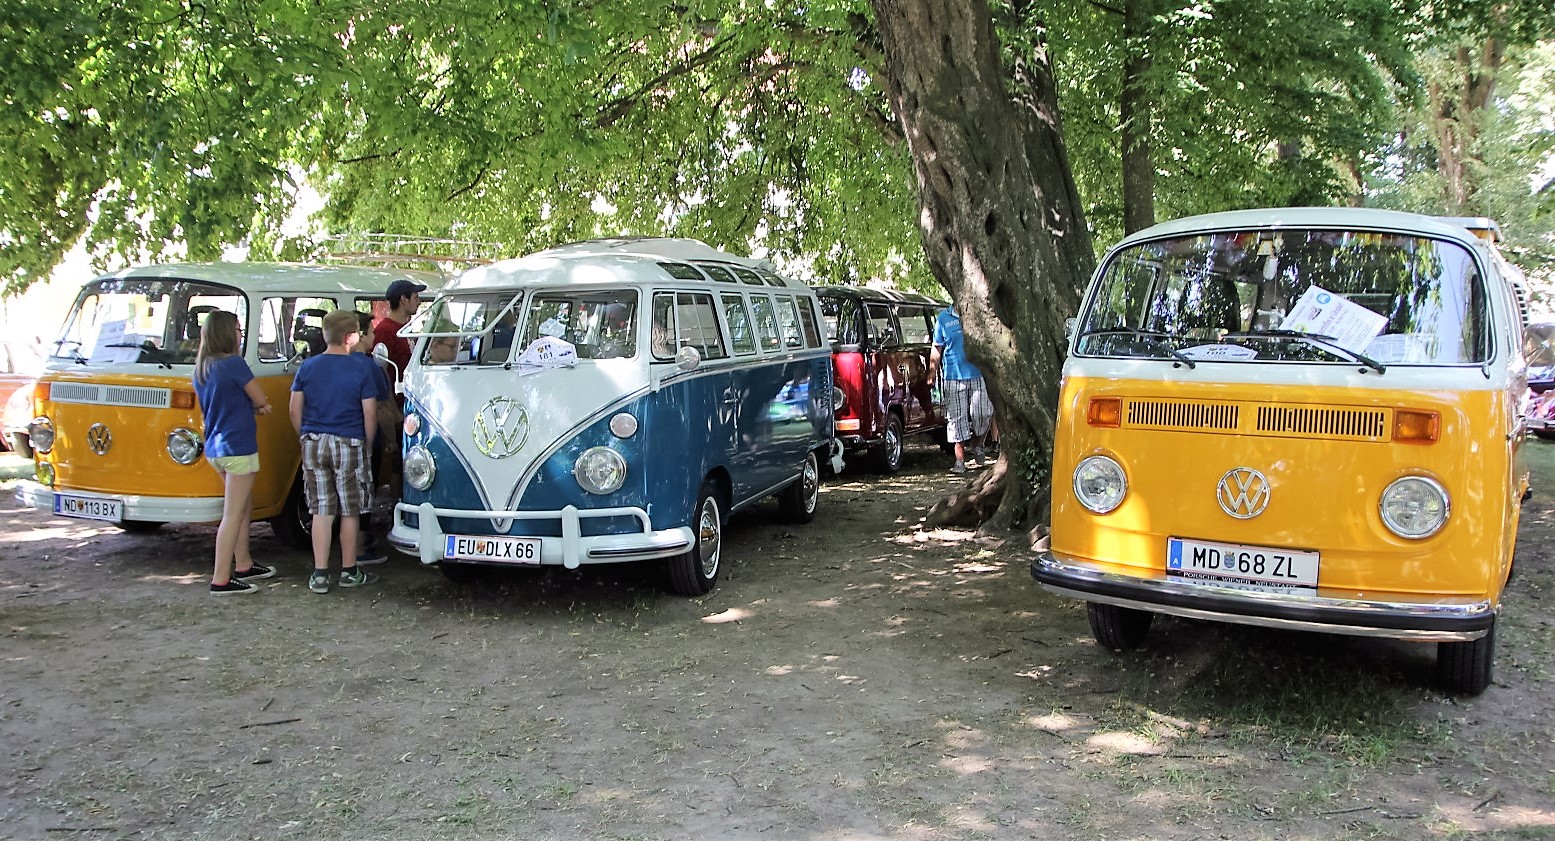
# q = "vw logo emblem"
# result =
<box><xmin>1216</xmin><ymin>467</ymin><xmax>1270</xmax><ymax>519</ymax></box>
<box><xmin>86</xmin><ymin>423</ymin><xmax>112</xmax><ymax>456</ymax></box>
<box><xmin>472</xmin><ymin>396</ymin><xmax>529</xmax><ymax>458</ymax></box>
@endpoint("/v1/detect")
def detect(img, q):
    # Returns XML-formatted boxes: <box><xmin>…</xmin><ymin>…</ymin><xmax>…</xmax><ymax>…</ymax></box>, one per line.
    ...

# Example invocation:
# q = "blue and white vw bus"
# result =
<box><xmin>387</xmin><ymin>238</ymin><xmax>837</xmax><ymax>594</ymax></box>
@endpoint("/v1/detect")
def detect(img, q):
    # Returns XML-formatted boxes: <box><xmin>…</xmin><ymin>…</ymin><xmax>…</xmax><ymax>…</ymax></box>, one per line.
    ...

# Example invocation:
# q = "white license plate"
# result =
<box><xmin>53</xmin><ymin>493</ymin><xmax>123</xmax><ymax>522</ymax></box>
<box><xmin>444</xmin><ymin>534</ymin><xmax>542</xmax><ymax>564</ymax></box>
<box><xmin>1167</xmin><ymin>537</ymin><xmax>1319</xmax><ymax>593</ymax></box>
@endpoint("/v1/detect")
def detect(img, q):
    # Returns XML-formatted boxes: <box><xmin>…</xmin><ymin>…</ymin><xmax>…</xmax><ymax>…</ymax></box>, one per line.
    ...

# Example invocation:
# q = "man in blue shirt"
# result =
<box><xmin>930</xmin><ymin>305</ymin><xmax>994</xmax><ymax>474</ymax></box>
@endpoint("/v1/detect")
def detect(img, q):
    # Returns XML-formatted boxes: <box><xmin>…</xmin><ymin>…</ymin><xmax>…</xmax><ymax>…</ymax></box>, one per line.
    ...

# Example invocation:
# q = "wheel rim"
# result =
<box><xmin>885</xmin><ymin>424</ymin><xmax>902</xmax><ymax>469</ymax></box>
<box><xmin>802</xmin><ymin>453</ymin><xmax>819</xmax><ymax>513</ymax></box>
<box><xmin>696</xmin><ymin>495</ymin><xmax>722</xmax><ymax>578</ymax></box>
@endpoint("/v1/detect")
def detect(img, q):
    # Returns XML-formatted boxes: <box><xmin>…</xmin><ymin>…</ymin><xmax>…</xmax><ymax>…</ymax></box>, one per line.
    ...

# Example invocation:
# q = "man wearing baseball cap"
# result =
<box><xmin>372</xmin><ymin>278</ymin><xmax>427</xmax><ymax>400</ymax></box>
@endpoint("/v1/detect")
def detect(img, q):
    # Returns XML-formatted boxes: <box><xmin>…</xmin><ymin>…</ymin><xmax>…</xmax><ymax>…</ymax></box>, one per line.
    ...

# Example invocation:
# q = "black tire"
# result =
<box><xmin>268</xmin><ymin>476</ymin><xmax>312</xmax><ymax>550</ymax></box>
<box><xmin>777</xmin><ymin>450</ymin><xmax>820</xmax><ymax>524</ymax></box>
<box><xmin>667</xmin><ymin>482</ymin><xmax>723</xmax><ymax>596</ymax></box>
<box><xmin>116</xmin><ymin>519</ymin><xmax>164</xmax><ymax>534</ymax></box>
<box><xmin>871</xmin><ymin>413</ymin><xmax>905</xmax><ymax>473</ymax></box>
<box><xmin>1437</xmin><ymin>620</ymin><xmax>1495</xmax><ymax>696</ymax></box>
<box><xmin>1087</xmin><ymin>602</ymin><xmax>1154</xmax><ymax>651</ymax></box>
<box><xmin>1535</xmin><ymin>430</ymin><xmax>1555</xmax><ymax>440</ymax></box>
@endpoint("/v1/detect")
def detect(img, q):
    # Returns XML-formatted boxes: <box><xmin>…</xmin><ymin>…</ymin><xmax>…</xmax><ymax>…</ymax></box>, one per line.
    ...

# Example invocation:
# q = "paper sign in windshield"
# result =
<box><xmin>87</xmin><ymin>320</ymin><xmax>143</xmax><ymax>364</ymax></box>
<box><xmin>515</xmin><ymin>336</ymin><xmax>578</xmax><ymax>373</ymax></box>
<box><xmin>1279</xmin><ymin>285</ymin><xmax>1386</xmax><ymax>353</ymax></box>
<box><xmin>1178</xmin><ymin>344</ymin><xmax>1259</xmax><ymax>362</ymax></box>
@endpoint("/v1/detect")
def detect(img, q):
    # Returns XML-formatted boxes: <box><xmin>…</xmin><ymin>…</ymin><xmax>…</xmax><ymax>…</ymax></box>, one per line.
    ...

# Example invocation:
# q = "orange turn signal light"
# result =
<box><xmin>1393</xmin><ymin>409</ymin><xmax>1439</xmax><ymax>443</ymax></box>
<box><xmin>35</xmin><ymin>382</ymin><xmax>50</xmax><ymax>401</ymax></box>
<box><xmin>171</xmin><ymin>390</ymin><xmax>197</xmax><ymax>410</ymax></box>
<box><xmin>1087</xmin><ymin>397</ymin><xmax>1122</xmax><ymax>428</ymax></box>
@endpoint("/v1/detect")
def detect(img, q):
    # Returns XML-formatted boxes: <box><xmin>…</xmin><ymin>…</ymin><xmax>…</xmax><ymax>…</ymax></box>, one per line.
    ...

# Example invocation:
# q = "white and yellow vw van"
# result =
<box><xmin>387</xmin><ymin>238</ymin><xmax>836</xmax><ymax>595</ymax></box>
<box><xmin>1033</xmin><ymin>208</ymin><xmax>1528</xmax><ymax>695</ymax></box>
<box><xmin>17</xmin><ymin>262</ymin><xmax>439</xmax><ymax>546</ymax></box>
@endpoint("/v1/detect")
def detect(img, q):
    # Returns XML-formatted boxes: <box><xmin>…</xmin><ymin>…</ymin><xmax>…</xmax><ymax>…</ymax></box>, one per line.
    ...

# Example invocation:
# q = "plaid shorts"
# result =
<box><xmin>943</xmin><ymin>377</ymin><xmax>993</xmax><ymax>443</ymax></box>
<box><xmin>300</xmin><ymin>433</ymin><xmax>371</xmax><ymax>517</ymax></box>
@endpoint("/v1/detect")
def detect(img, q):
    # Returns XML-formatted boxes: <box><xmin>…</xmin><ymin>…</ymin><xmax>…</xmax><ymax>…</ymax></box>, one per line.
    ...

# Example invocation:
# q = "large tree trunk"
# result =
<box><xmin>1120</xmin><ymin>0</ymin><xmax>1156</xmax><ymax>234</ymax></box>
<box><xmin>1430</xmin><ymin>37</ymin><xmax>1504</xmax><ymax>211</ymax></box>
<box><xmin>869</xmin><ymin>0</ymin><xmax>1094</xmax><ymax>537</ymax></box>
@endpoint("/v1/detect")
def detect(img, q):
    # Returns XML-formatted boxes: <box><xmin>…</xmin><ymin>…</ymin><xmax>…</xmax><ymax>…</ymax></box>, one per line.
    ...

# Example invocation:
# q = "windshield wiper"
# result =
<box><xmin>1076</xmin><ymin>327</ymin><xmax>1196</xmax><ymax>369</ymax></box>
<box><xmin>1222</xmin><ymin>330</ymin><xmax>1386</xmax><ymax>375</ymax></box>
<box><xmin>105</xmin><ymin>342</ymin><xmax>175</xmax><ymax>370</ymax></box>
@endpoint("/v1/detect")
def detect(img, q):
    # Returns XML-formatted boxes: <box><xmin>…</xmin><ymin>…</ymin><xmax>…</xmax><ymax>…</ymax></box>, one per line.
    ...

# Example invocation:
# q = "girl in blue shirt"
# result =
<box><xmin>192</xmin><ymin>310</ymin><xmax>274</xmax><ymax>595</ymax></box>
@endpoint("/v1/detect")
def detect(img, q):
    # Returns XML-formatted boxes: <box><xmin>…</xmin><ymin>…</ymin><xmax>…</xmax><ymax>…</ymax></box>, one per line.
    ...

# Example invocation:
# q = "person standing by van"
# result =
<box><xmin>351</xmin><ymin>310</ymin><xmax>395</xmax><ymax>566</ymax></box>
<box><xmin>192</xmin><ymin>310</ymin><xmax>276</xmax><ymax>595</ymax></box>
<box><xmin>930</xmin><ymin>304</ymin><xmax>993</xmax><ymax>474</ymax></box>
<box><xmin>371</xmin><ymin>278</ymin><xmax>427</xmax><ymax>400</ymax></box>
<box><xmin>290</xmin><ymin>309</ymin><xmax>379</xmax><ymax>594</ymax></box>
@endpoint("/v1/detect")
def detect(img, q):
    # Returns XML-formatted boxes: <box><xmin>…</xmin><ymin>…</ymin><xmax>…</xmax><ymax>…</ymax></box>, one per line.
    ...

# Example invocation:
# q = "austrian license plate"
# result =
<box><xmin>1167</xmin><ymin>537</ymin><xmax>1319</xmax><ymax>593</ymax></box>
<box><xmin>53</xmin><ymin>493</ymin><xmax>123</xmax><ymax>522</ymax></box>
<box><xmin>444</xmin><ymin>534</ymin><xmax>542</xmax><ymax>565</ymax></box>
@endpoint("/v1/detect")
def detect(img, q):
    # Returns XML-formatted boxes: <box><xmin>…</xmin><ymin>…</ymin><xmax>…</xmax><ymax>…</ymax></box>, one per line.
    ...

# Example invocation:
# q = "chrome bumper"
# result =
<box><xmin>389</xmin><ymin>501</ymin><xmax>694</xmax><ymax>569</ymax></box>
<box><xmin>1032</xmin><ymin>552</ymin><xmax>1494</xmax><ymax>642</ymax></box>
<box><xmin>15</xmin><ymin>481</ymin><xmax>224</xmax><ymax>523</ymax></box>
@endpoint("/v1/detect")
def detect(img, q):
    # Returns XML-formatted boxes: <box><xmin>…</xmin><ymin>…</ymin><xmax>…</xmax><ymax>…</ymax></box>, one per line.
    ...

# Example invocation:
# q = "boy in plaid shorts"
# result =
<box><xmin>289</xmin><ymin>309</ymin><xmax>379</xmax><ymax>594</ymax></box>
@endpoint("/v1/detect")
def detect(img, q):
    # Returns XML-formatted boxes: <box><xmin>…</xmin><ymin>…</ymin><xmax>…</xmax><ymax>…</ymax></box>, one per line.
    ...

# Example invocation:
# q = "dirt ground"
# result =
<box><xmin>2</xmin><ymin>440</ymin><xmax>1553</xmax><ymax>841</ymax></box>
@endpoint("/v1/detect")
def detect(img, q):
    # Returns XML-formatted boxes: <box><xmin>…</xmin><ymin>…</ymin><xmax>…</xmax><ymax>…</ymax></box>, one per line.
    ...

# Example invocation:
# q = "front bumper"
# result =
<box><xmin>389</xmin><ymin>501</ymin><xmax>695</xmax><ymax>569</ymax></box>
<box><xmin>15</xmin><ymin>480</ymin><xmax>223</xmax><ymax>523</ymax></box>
<box><xmin>1032</xmin><ymin>552</ymin><xmax>1494</xmax><ymax>642</ymax></box>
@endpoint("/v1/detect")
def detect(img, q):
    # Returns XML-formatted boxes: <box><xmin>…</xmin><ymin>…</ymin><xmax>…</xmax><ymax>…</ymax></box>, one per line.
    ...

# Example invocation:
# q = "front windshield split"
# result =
<box><xmin>52</xmin><ymin>278</ymin><xmax>247</xmax><ymax>366</ymax></box>
<box><xmin>407</xmin><ymin>290</ymin><xmax>640</xmax><ymax>365</ymax></box>
<box><xmin>1075</xmin><ymin>228</ymin><xmax>1490</xmax><ymax>367</ymax></box>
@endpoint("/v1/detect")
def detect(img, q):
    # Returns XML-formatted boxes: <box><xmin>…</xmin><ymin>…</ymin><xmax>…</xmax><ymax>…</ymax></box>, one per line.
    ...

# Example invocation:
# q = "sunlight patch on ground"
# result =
<box><xmin>0</xmin><ymin>523</ymin><xmax>115</xmax><ymax>545</ymax></box>
<box><xmin>1086</xmin><ymin>731</ymin><xmax>1165</xmax><ymax>756</ymax></box>
<box><xmin>700</xmin><ymin>607</ymin><xmax>752</xmax><ymax>624</ymax></box>
<box><xmin>763</xmin><ymin>664</ymin><xmax>795</xmax><ymax>675</ymax></box>
<box><xmin>892</xmin><ymin>527</ymin><xmax>979</xmax><ymax>545</ymax></box>
<box><xmin>807</xmin><ymin>597</ymin><xmax>841</xmax><ymax>608</ymax></box>
<box><xmin>939</xmin><ymin>753</ymin><xmax>995</xmax><ymax>774</ymax></box>
<box><xmin>1435</xmin><ymin>799</ymin><xmax>1555</xmax><ymax>831</ymax></box>
<box><xmin>1025</xmin><ymin>711</ymin><xmax>1084</xmax><ymax>734</ymax></box>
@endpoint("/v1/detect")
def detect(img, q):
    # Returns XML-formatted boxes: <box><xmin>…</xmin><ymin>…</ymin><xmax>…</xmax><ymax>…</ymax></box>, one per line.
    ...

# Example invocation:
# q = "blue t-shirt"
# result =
<box><xmin>292</xmin><ymin>353</ymin><xmax>375</xmax><ymax>440</ymax></box>
<box><xmin>194</xmin><ymin>355</ymin><xmax>260</xmax><ymax>458</ymax></box>
<box><xmin>354</xmin><ymin>353</ymin><xmax>391</xmax><ymax>402</ymax></box>
<box><xmin>933</xmin><ymin>308</ymin><xmax>982</xmax><ymax>381</ymax></box>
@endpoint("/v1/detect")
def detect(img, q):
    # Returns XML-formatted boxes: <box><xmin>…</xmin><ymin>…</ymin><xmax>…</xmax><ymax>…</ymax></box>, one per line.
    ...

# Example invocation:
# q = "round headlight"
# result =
<box><xmin>403</xmin><ymin>412</ymin><xmax>422</xmax><ymax>438</ymax></box>
<box><xmin>609</xmin><ymin>412</ymin><xmax>639</xmax><ymax>438</ymax></box>
<box><xmin>1073</xmin><ymin>454</ymin><xmax>1127</xmax><ymax>514</ymax></box>
<box><xmin>405</xmin><ymin>444</ymin><xmax>436</xmax><ymax>491</ymax></box>
<box><xmin>574</xmin><ymin>446</ymin><xmax>627</xmax><ymax>495</ymax></box>
<box><xmin>167</xmin><ymin>428</ymin><xmax>203</xmax><ymax>465</ymax></box>
<box><xmin>1379</xmin><ymin>475</ymin><xmax>1449</xmax><ymax>539</ymax></box>
<box><xmin>28</xmin><ymin>416</ymin><xmax>54</xmax><ymax>453</ymax></box>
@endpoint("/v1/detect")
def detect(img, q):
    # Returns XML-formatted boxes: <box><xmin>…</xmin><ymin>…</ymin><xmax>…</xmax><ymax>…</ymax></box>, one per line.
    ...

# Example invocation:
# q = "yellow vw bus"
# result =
<box><xmin>17</xmin><ymin>263</ymin><xmax>438</xmax><ymax>546</ymax></box>
<box><xmin>1033</xmin><ymin>208</ymin><xmax>1528</xmax><ymax>695</ymax></box>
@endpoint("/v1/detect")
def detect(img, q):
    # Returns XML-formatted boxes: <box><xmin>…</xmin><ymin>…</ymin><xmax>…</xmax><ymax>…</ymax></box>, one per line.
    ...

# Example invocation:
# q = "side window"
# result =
<box><xmin>722</xmin><ymin>293</ymin><xmax>758</xmax><ymax>355</ymax></box>
<box><xmin>821</xmin><ymin>295</ymin><xmax>860</xmax><ymax>345</ymax></box>
<box><xmin>733</xmin><ymin>267</ymin><xmax>766</xmax><ymax>286</ymax></box>
<box><xmin>797</xmin><ymin>297</ymin><xmax>823</xmax><ymax>348</ymax></box>
<box><xmin>897</xmin><ymin>306</ymin><xmax>933</xmax><ymax>344</ymax></box>
<box><xmin>653</xmin><ymin>292</ymin><xmax>728</xmax><ymax>360</ymax></box>
<box><xmin>750</xmin><ymin>295</ymin><xmax>783</xmax><ymax>353</ymax></box>
<box><xmin>774</xmin><ymin>295</ymin><xmax>804</xmax><ymax>349</ymax></box>
<box><xmin>866</xmin><ymin>303</ymin><xmax>895</xmax><ymax>348</ymax></box>
<box><xmin>258</xmin><ymin>296</ymin><xmax>337</xmax><ymax>362</ymax></box>
<box><xmin>678</xmin><ymin>293</ymin><xmax>728</xmax><ymax>360</ymax></box>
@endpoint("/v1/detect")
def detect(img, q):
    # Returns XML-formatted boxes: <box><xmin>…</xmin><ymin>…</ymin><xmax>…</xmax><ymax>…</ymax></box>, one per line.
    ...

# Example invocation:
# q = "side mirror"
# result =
<box><xmin>372</xmin><ymin>343</ymin><xmax>390</xmax><ymax>362</ymax></box>
<box><xmin>372</xmin><ymin>342</ymin><xmax>403</xmax><ymax>394</ymax></box>
<box><xmin>675</xmin><ymin>345</ymin><xmax>702</xmax><ymax>372</ymax></box>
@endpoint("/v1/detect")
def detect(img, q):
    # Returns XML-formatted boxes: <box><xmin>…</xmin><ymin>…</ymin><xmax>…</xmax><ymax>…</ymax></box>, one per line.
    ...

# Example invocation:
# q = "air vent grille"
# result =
<box><xmin>1255</xmin><ymin>406</ymin><xmax>1387</xmax><ymax>439</ymax></box>
<box><xmin>1126</xmin><ymin>400</ymin><xmax>1240</xmax><ymax>431</ymax></box>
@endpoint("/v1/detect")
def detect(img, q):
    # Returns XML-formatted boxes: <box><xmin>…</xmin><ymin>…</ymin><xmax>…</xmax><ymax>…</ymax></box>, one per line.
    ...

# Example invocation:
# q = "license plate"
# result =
<box><xmin>443</xmin><ymin>534</ymin><xmax>542</xmax><ymax>564</ymax></box>
<box><xmin>1167</xmin><ymin>537</ymin><xmax>1318</xmax><ymax>593</ymax></box>
<box><xmin>53</xmin><ymin>493</ymin><xmax>123</xmax><ymax>522</ymax></box>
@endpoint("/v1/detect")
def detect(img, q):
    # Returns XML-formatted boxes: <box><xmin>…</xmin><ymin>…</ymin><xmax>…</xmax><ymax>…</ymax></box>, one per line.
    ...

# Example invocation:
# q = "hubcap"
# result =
<box><xmin>697</xmin><ymin>497</ymin><xmax>721</xmax><ymax>578</ymax></box>
<box><xmin>802</xmin><ymin>455</ymin><xmax>819</xmax><ymax>512</ymax></box>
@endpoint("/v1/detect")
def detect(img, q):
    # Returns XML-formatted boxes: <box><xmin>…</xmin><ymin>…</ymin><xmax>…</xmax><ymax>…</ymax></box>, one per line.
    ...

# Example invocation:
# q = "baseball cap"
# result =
<box><xmin>386</xmin><ymin>278</ymin><xmax>428</xmax><ymax>301</ymax></box>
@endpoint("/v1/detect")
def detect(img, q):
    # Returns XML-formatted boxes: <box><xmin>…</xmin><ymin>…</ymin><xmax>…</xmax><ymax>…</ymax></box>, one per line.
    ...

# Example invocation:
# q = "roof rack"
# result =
<box><xmin>318</xmin><ymin>234</ymin><xmax>506</xmax><ymax>273</ymax></box>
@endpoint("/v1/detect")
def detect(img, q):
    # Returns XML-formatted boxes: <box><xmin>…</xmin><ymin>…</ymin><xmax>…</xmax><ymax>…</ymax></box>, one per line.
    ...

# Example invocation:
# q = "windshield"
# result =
<box><xmin>52</xmin><ymin>278</ymin><xmax>247</xmax><ymax>365</ymax></box>
<box><xmin>1076</xmin><ymin>229</ymin><xmax>1489</xmax><ymax>366</ymax></box>
<box><xmin>407</xmin><ymin>289</ymin><xmax>639</xmax><ymax>365</ymax></box>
